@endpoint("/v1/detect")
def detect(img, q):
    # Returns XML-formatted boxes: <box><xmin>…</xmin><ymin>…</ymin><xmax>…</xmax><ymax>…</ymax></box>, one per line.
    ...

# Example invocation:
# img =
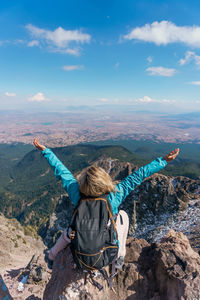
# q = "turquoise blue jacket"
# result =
<box><xmin>42</xmin><ymin>148</ymin><xmax>167</xmax><ymax>215</ymax></box>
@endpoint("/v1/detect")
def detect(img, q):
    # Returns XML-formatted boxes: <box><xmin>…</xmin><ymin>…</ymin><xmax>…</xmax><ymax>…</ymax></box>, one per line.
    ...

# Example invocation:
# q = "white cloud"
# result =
<box><xmin>26</xmin><ymin>24</ymin><xmax>91</xmax><ymax>55</ymax></box>
<box><xmin>27</xmin><ymin>40</ymin><xmax>39</xmax><ymax>47</ymax></box>
<box><xmin>138</xmin><ymin>96</ymin><xmax>155</xmax><ymax>103</ymax></box>
<box><xmin>62</xmin><ymin>65</ymin><xmax>84</xmax><ymax>71</ymax></box>
<box><xmin>147</xmin><ymin>56</ymin><xmax>153</xmax><ymax>63</ymax></box>
<box><xmin>99</xmin><ymin>98</ymin><xmax>109</xmax><ymax>103</ymax></box>
<box><xmin>189</xmin><ymin>81</ymin><xmax>200</xmax><ymax>85</ymax></box>
<box><xmin>5</xmin><ymin>92</ymin><xmax>16</xmax><ymax>97</ymax></box>
<box><xmin>179</xmin><ymin>51</ymin><xmax>200</xmax><ymax>67</ymax></box>
<box><xmin>136</xmin><ymin>96</ymin><xmax>175</xmax><ymax>104</ymax></box>
<box><xmin>146</xmin><ymin>66</ymin><xmax>176</xmax><ymax>77</ymax></box>
<box><xmin>62</xmin><ymin>48</ymin><xmax>80</xmax><ymax>56</ymax></box>
<box><xmin>123</xmin><ymin>21</ymin><xmax>200</xmax><ymax>48</ymax></box>
<box><xmin>28</xmin><ymin>92</ymin><xmax>49</xmax><ymax>102</ymax></box>
<box><xmin>49</xmin><ymin>47</ymin><xmax>81</xmax><ymax>56</ymax></box>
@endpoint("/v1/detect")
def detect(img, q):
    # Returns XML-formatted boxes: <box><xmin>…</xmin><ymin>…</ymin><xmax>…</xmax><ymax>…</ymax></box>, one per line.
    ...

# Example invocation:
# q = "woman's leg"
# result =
<box><xmin>116</xmin><ymin>210</ymin><xmax>129</xmax><ymax>258</ymax></box>
<box><xmin>49</xmin><ymin>229</ymin><xmax>71</xmax><ymax>260</ymax></box>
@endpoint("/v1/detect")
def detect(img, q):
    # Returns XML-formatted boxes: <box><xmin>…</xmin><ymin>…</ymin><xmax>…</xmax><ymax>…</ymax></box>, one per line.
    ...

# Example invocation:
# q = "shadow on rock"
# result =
<box><xmin>26</xmin><ymin>295</ymin><xmax>42</xmax><ymax>300</ymax></box>
<box><xmin>5</xmin><ymin>268</ymin><xmax>24</xmax><ymax>280</ymax></box>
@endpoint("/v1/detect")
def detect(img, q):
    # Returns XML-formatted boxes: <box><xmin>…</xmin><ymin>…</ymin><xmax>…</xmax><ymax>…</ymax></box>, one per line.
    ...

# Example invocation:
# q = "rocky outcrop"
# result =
<box><xmin>0</xmin><ymin>214</ymin><xmax>45</xmax><ymax>273</ymax></box>
<box><xmin>0</xmin><ymin>214</ymin><xmax>48</xmax><ymax>299</ymax></box>
<box><xmin>121</xmin><ymin>173</ymin><xmax>200</xmax><ymax>239</ymax></box>
<box><xmin>43</xmin><ymin>230</ymin><xmax>200</xmax><ymax>300</ymax></box>
<box><xmin>3</xmin><ymin>228</ymin><xmax>199</xmax><ymax>299</ymax></box>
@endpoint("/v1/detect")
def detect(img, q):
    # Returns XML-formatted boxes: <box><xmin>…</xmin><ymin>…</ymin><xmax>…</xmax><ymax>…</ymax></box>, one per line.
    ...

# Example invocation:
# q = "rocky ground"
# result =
<box><xmin>0</xmin><ymin>214</ymin><xmax>50</xmax><ymax>299</ymax></box>
<box><xmin>43</xmin><ymin>230</ymin><xmax>200</xmax><ymax>300</ymax></box>
<box><xmin>2</xmin><ymin>228</ymin><xmax>200</xmax><ymax>299</ymax></box>
<box><xmin>1</xmin><ymin>157</ymin><xmax>200</xmax><ymax>299</ymax></box>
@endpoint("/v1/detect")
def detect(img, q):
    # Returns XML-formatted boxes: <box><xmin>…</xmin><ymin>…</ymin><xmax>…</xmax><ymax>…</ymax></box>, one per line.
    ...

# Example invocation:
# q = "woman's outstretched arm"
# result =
<box><xmin>33</xmin><ymin>138</ymin><xmax>80</xmax><ymax>206</ymax></box>
<box><xmin>108</xmin><ymin>148</ymin><xmax>179</xmax><ymax>214</ymax></box>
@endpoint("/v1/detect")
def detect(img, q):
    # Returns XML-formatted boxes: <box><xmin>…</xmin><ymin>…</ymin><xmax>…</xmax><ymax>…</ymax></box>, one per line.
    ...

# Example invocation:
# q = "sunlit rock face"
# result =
<box><xmin>0</xmin><ymin>214</ymin><xmax>45</xmax><ymax>273</ymax></box>
<box><xmin>122</xmin><ymin>174</ymin><xmax>200</xmax><ymax>251</ymax></box>
<box><xmin>0</xmin><ymin>214</ymin><xmax>48</xmax><ymax>299</ymax></box>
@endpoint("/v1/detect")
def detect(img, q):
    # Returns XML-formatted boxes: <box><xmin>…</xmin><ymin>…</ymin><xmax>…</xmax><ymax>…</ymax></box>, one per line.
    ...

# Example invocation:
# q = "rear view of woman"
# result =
<box><xmin>33</xmin><ymin>138</ymin><xmax>179</xmax><ymax>269</ymax></box>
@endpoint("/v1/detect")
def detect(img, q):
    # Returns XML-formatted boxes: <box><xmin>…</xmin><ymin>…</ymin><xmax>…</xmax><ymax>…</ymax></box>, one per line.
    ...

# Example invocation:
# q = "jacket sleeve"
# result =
<box><xmin>108</xmin><ymin>157</ymin><xmax>167</xmax><ymax>214</ymax></box>
<box><xmin>41</xmin><ymin>148</ymin><xmax>80</xmax><ymax>206</ymax></box>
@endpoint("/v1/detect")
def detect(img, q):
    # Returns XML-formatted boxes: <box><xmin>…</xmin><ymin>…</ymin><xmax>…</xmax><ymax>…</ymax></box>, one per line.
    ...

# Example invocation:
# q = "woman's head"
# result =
<box><xmin>78</xmin><ymin>165</ymin><xmax>115</xmax><ymax>197</ymax></box>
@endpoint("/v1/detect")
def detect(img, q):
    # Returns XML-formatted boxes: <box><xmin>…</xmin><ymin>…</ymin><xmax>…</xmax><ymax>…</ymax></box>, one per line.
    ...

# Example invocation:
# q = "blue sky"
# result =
<box><xmin>1</xmin><ymin>0</ymin><xmax>200</xmax><ymax>112</ymax></box>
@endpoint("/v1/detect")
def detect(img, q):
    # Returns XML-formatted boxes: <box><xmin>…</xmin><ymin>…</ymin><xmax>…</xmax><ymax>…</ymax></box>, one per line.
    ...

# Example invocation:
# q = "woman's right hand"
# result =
<box><xmin>33</xmin><ymin>138</ymin><xmax>46</xmax><ymax>151</ymax></box>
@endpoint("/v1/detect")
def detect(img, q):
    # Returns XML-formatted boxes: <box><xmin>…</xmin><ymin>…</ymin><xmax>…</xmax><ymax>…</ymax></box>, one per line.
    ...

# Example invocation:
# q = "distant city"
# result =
<box><xmin>0</xmin><ymin>109</ymin><xmax>200</xmax><ymax>147</ymax></box>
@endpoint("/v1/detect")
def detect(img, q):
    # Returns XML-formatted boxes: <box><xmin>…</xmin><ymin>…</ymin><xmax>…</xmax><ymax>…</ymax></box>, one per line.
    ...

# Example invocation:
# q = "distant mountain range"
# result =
<box><xmin>163</xmin><ymin>111</ymin><xmax>200</xmax><ymax>121</ymax></box>
<box><xmin>3</xmin><ymin>106</ymin><xmax>199</xmax><ymax>115</ymax></box>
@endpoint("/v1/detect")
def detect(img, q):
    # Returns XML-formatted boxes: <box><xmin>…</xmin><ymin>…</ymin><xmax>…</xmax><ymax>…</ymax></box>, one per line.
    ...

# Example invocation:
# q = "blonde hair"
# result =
<box><xmin>78</xmin><ymin>166</ymin><xmax>115</xmax><ymax>197</ymax></box>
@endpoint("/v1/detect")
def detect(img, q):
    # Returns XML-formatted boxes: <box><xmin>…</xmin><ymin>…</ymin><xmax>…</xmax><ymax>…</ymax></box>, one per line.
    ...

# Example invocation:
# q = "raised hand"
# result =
<box><xmin>33</xmin><ymin>138</ymin><xmax>46</xmax><ymax>151</ymax></box>
<box><xmin>163</xmin><ymin>148</ymin><xmax>180</xmax><ymax>162</ymax></box>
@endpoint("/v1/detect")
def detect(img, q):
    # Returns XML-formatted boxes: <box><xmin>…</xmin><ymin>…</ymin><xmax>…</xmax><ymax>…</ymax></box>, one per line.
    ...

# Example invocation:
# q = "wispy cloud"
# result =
<box><xmin>5</xmin><ymin>92</ymin><xmax>16</xmax><ymax>97</ymax></box>
<box><xmin>189</xmin><ymin>81</ymin><xmax>200</xmax><ymax>85</ymax></box>
<box><xmin>25</xmin><ymin>24</ymin><xmax>91</xmax><ymax>55</ymax></box>
<box><xmin>28</xmin><ymin>92</ymin><xmax>50</xmax><ymax>102</ymax></box>
<box><xmin>136</xmin><ymin>96</ymin><xmax>175</xmax><ymax>104</ymax></box>
<box><xmin>0</xmin><ymin>39</ymin><xmax>26</xmax><ymax>46</ymax></box>
<box><xmin>99</xmin><ymin>98</ymin><xmax>109</xmax><ymax>103</ymax></box>
<box><xmin>114</xmin><ymin>62</ymin><xmax>120</xmax><ymax>69</ymax></box>
<box><xmin>138</xmin><ymin>96</ymin><xmax>155</xmax><ymax>103</ymax></box>
<box><xmin>123</xmin><ymin>21</ymin><xmax>200</xmax><ymax>48</ymax></box>
<box><xmin>62</xmin><ymin>65</ymin><xmax>84</xmax><ymax>71</ymax></box>
<box><xmin>27</xmin><ymin>40</ymin><xmax>39</xmax><ymax>47</ymax></box>
<box><xmin>146</xmin><ymin>66</ymin><xmax>176</xmax><ymax>77</ymax></box>
<box><xmin>13</xmin><ymin>39</ymin><xmax>25</xmax><ymax>45</ymax></box>
<box><xmin>52</xmin><ymin>47</ymin><xmax>80</xmax><ymax>56</ymax></box>
<box><xmin>147</xmin><ymin>56</ymin><xmax>153</xmax><ymax>63</ymax></box>
<box><xmin>179</xmin><ymin>51</ymin><xmax>200</xmax><ymax>67</ymax></box>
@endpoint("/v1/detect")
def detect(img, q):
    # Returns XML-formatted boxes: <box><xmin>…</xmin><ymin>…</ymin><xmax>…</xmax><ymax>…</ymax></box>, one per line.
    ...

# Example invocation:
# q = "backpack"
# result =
<box><xmin>67</xmin><ymin>194</ymin><xmax>119</xmax><ymax>290</ymax></box>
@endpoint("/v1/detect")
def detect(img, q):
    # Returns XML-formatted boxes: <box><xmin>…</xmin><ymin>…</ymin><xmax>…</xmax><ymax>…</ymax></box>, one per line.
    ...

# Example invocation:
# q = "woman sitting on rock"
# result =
<box><xmin>33</xmin><ymin>138</ymin><xmax>179</xmax><ymax>270</ymax></box>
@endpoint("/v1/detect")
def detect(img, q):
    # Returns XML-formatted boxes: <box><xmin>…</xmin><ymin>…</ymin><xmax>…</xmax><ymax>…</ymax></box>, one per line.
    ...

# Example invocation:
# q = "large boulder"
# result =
<box><xmin>43</xmin><ymin>230</ymin><xmax>200</xmax><ymax>300</ymax></box>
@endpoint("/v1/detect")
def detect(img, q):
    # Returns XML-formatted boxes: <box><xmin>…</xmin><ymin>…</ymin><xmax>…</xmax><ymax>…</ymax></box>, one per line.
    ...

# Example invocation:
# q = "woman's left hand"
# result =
<box><xmin>163</xmin><ymin>148</ymin><xmax>180</xmax><ymax>162</ymax></box>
